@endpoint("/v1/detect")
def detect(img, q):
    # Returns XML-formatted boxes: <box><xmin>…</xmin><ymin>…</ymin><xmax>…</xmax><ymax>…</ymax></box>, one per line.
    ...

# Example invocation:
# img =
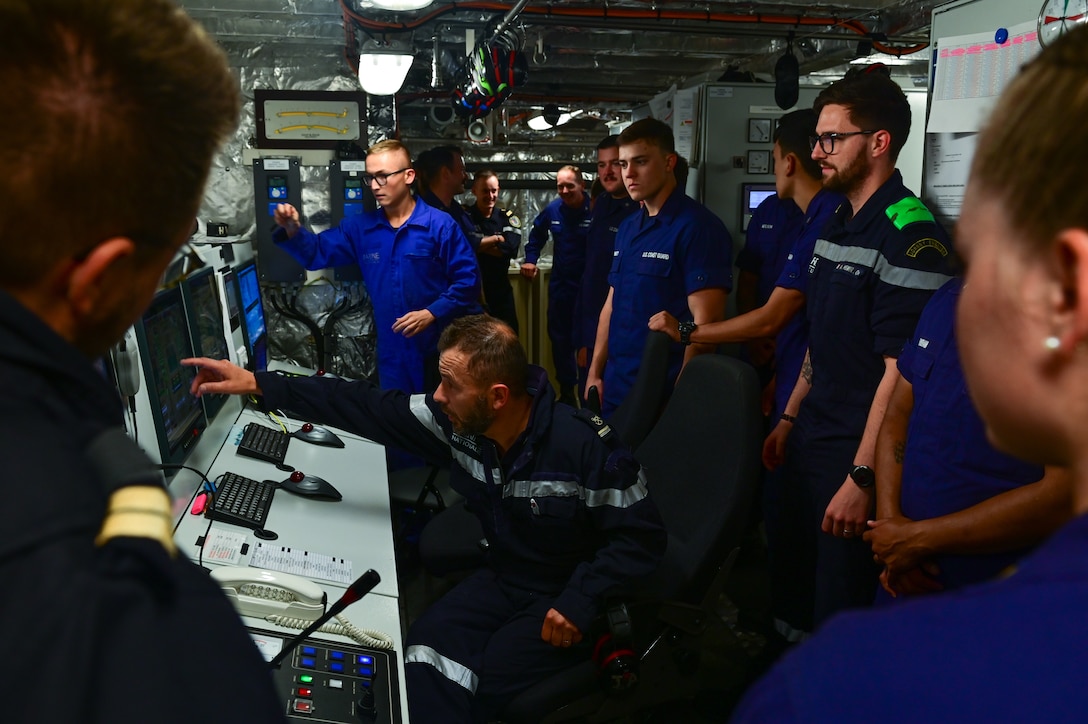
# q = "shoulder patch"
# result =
<box><xmin>504</xmin><ymin>209</ymin><xmax>522</xmax><ymax>228</ymax></box>
<box><xmin>885</xmin><ymin>197</ymin><xmax>935</xmax><ymax>231</ymax></box>
<box><xmin>906</xmin><ymin>237</ymin><xmax>949</xmax><ymax>258</ymax></box>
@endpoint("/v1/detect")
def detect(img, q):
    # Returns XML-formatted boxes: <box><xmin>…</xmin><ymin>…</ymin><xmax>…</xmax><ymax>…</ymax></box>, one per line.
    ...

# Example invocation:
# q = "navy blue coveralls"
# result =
<box><xmin>0</xmin><ymin>290</ymin><xmax>283</xmax><ymax>723</ymax></box>
<box><xmin>273</xmin><ymin>199</ymin><xmax>481</xmax><ymax>395</ymax></box>
<box><xmin>893</xmin><ymin>277</ymin><xmax>1043</xmax><ymax>594</ymax></box>
<box><xmin>574</xmin><ymin>192</ymin><xmax>639</xmax><ymax>396</ymax></box>
<box><xmin>777</xmin><ymin>171</ymin><xmax>954</xmax><ymax>630</ymax></box>
<box><xmin>603</xmin><ymin>186</ymin><xmax>733</xmax><ymax>415</ymax></box>
<box><xmin>256</xmin><ymin>366</ymin><xmax>667</xmax><ymax>724</ymax></box>
<box><xmin>734</xmin><ymin>512</ymin><xmax>1088</xmax><ymax>722</ymax></box>
<box><xmin>465</xmin><ymin>202</ymin><xmax>522</xmax><ymax>334</ymax></box>
<box><xmin>525</xmin><ymin>196</ymin><xmax>592</xmax><ymax>389</ymax></box>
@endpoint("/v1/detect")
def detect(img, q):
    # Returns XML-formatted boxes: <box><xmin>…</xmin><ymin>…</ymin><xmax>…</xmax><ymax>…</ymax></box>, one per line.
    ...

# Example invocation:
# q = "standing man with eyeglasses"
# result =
<box><xmin>272</xmin><ymin>139</ymin><xmax>481</xmax><ymax>395</ymax></box>
<box><xmin>761</xmin><ymin>67</ymin><xmax>955</xmax><ymax>633</ymax></box>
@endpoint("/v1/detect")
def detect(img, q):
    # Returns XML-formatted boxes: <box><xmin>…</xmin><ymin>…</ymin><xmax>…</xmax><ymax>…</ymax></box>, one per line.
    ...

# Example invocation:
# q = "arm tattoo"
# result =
<box><xmin>893</xmin><ymin>440</ymin><xmax>906</xmax><ymax>465</ymax></box>
<box><xmin>801</xmin><ymin>355</ymin><xmax>813</xmax><ymax>385</ymax></box>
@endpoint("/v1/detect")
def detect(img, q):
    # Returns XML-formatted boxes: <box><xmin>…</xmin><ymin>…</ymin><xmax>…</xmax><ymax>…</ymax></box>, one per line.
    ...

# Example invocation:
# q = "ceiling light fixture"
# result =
<box><xmin>368</xmin><ymin>0</ymin><xmax>435</xmax><ymax>11</ymax></box>
<box><xmin>358</xmin><ymin>40</ymin><xmax>414</xmax><ymax>96</ymax></box>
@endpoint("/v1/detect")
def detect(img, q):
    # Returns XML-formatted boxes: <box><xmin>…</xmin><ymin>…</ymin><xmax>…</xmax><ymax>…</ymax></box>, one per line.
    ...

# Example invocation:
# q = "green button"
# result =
<box><xmin>299</xmin><ymin>675</ymin><xmax>314</xmax><ymax>684</ymax></box>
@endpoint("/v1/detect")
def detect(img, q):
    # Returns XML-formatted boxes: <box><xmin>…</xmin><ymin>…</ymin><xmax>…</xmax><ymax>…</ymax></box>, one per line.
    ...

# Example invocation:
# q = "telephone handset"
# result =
<box><xmin>211</xmin><ymin>566</ymin><xmax>395</xmax><ymax>650</ymax></box>
<box><xmin>211</xmin><ymin>566</ymin><xmax>326</xmax><ymax>620</ymax></box>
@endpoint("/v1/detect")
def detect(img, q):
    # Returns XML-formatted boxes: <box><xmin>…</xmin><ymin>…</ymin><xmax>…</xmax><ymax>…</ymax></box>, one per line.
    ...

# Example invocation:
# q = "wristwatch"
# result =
<box><xmin>678</xmin><ymin>321</ymin><xmax>697</xmax><ymax>345</ymax></box>
<box><xmin>849</xmin><ymin>464</ymin><xmax>876</xmax><ymax>489</ymax></box>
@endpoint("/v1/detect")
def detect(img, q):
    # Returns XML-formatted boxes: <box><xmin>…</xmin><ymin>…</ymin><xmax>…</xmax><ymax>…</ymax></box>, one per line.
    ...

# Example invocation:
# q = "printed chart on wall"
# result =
<box><xmin>924</xmin><ymin>20</ymin><xmax>1040</xmax><ymax>224</ymax></box>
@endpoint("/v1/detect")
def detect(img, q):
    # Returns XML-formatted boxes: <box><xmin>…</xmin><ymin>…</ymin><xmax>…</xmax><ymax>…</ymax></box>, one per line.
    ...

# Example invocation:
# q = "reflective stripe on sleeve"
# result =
<box><xmin>409</xmin><ymin>394</ymin><xmax>446</xmax><ymax>442</ymax></box>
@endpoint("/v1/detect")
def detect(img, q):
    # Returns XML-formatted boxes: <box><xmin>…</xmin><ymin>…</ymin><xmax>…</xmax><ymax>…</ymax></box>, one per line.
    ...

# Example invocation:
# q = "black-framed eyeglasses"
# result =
<box><xmin>809</xmin><ymin>130</ymin><xmax>877</xmax><ymax>155</ymax></box>
<box><xmin>362</xmin><ymin>168</ymin><xmax>409</xmax><ymax>187</ymax></box>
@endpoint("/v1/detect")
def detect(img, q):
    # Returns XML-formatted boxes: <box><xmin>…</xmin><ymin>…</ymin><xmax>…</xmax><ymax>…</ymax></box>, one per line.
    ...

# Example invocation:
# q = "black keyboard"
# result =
<box><xmin>208</xmin><ymin>472</ymin><xmax>276</xmax><ymax>530</ymax></box>
<box><xmin>237</xmin><ymin>422</ymin><xmax>290</xmax><ymax>465</ymax></box>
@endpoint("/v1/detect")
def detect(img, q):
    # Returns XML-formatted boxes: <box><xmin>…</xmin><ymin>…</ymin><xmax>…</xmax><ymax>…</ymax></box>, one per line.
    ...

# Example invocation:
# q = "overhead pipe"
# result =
<box><xmin>337</xmin><ymin>0</ymin><xmax>929</xmax><ymax>57</ymax></box>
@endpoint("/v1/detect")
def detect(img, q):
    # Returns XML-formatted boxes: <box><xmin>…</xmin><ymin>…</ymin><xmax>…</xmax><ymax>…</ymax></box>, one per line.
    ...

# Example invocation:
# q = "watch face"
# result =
<box><xmin>1038</xmin><ymin>0</ymin><xmax>1088</xmax><ymax>47</ymax></box>
<box><xmin>851</xmin><ymin>465</ymin><xmax>876</xmax><ymax>488</ymax></box>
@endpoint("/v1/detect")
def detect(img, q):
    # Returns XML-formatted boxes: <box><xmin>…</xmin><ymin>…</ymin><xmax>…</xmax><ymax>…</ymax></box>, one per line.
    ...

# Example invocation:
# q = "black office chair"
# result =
<box><xmin>418</xmin><ymin>331</ymin><xmax>675</xmax><ymax>578</ymax></box>
<box><xmin>606</xmin><ymin>330</ymin><xmax>672</xmax><ymax>449</ymax></box>
<box><xmin>501</xmin><ymin>353</ymin><xmax>764</xmax><ymax>723</ymax></box>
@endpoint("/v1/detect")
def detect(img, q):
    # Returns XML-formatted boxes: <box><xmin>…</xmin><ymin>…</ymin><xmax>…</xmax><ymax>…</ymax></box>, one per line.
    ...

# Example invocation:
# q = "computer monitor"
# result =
<box><xmin>235</xmin><ymin>260</ymin><xmax>268</xmax><ymax>372</ymax></box>
<box><xmin>740</xmin><ymin>182</ymin><xmax>778</xmax><ymax>232</ymax></box>
<box><xmin>135</xmin><ymin>286</ymin><xmax>207</xmax><ymax>467</ymax></box>
<box><xmin>219</xmin><ymin>266</ymin><xmax>242</xmax><ymax>333</ymax></box>
<box><xmin>180</xmin><ymin>267</ymin><xmax>231</xmax><ymax>419</ymax></box>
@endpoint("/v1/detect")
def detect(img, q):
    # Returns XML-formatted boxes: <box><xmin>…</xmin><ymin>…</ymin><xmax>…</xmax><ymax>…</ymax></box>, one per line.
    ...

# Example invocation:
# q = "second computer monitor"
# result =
<box><xmin>235</xmin><ymin>260</ymin><xmax>268</xmax><ymax>372</ymax></box>
<box><xmin>181</xmin><ymin>267</ymin><xmax>231</xmax><ymax>419</ymax></box>
<box><xmin>135</xmin><ymin>286</ymin><xmax>207</xmax><ymax>467</ymax></box>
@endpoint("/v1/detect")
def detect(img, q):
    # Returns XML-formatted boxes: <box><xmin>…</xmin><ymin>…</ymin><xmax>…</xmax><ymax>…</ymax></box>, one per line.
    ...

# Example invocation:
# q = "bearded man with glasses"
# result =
<box><xmin>273</xmin><ymin>139</ymin><xmax>481</xmax><ymax>397</ymax></box>
<box><xmin>760</xmin><ymin>65</ymin><xmax>956</xmax><ymax>636</ymax></box>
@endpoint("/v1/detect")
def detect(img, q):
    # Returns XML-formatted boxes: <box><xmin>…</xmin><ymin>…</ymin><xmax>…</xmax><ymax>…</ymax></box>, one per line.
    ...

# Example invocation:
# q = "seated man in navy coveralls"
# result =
<box><xmin>587</xmin><ymin>118</ymin><xmax>733</xmax><ymax>415</ymax></box>
<box><xmin>733</xmin><ymin>28</ymin><xmax>1088</xmax><ymax>722</ymax></box>
<box><xmin>521</xmin><ymin>165</ymin><xmax>592</xmax><ymax>406</ymax></box>
<box><xmin>0</xmin><ymin>1</ymin><xmax>283</xmax><ymax>721</ymax></box>
<box><xmin>184</xmin><ymin>315</ymin><xmax>667</xmax><ymax>724</ymax></box>
<box><xmin>272</xmin><ymin>140</ymin><xmax>481</xmax><ymax>396</ymax></box>
<box><xmin>866</xmin><ymin>277</ymin><xmax>1070</xmax><ymax>599</ymax></box>
<box><xmin>760</xmin><ymin>67</ymin><xmax>956</xmax><ymax>633</ymax></box>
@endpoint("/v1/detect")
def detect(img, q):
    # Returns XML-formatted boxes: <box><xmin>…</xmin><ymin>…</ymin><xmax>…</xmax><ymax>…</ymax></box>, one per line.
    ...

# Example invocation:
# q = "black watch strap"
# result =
<box><xmin>850</xmin><ymin>464</ymin><xmax>876</xmax><ymax>489</ymax></box>
<box><xmin>678</xmin><ymin>321</ymin><xmax>697</xmax><ymax>345</ymax></box>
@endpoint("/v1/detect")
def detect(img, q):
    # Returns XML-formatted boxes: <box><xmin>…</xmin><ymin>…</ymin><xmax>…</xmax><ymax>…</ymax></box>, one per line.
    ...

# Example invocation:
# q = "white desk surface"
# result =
<box><xmin>172</xmin><ymin>407</ymin><xmax>401</xmax><ymax>600</ymax></box>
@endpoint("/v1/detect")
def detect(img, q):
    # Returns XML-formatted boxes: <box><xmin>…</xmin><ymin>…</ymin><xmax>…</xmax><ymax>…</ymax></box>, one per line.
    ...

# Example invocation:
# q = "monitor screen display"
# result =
<box><xmin>235</xmin><ymin>261</ymin><xmax>267</xmax><ymax>371</ymax></box>
<box><xmin>740</xmin><ymin>182</ymin><xmax>778</xmax><ymax>233</ymax></box>
<box><xmin>136</xmin><ymin>286</ymin><xmax>206</xmax><ymax>465</ymax></box>
<box><xmin>181</xmin><ymin>268</ymin><xmax>230</xmax><ymax>419</ymax></box>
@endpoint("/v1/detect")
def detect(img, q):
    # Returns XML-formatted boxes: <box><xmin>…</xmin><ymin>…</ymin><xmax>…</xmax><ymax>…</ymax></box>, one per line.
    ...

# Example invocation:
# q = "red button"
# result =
<box><xmin>293</xmin><ymin>699</ymin><xmax>313</xmax><ymax>714</ymax></box>
<box><xmin>297</xmin><ymin>687</ymin><xmax>312</xmax><ymax>698</ymax></box>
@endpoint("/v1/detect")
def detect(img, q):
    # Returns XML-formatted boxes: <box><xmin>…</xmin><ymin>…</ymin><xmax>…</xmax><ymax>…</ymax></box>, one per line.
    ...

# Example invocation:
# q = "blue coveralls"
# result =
<box><xmin>603</xmin><ymin>186</ymin><xmax>733</xmax><ymax>415</ymax></box>
<box><xmin>525</xmin><ymin>196</ymin><xmax>591</xmax><ymax>389</ymax></box>
<box><xmin>574</xmin><ymin>192</ymin><xmax>639</xmax><ymax>396</ymax></box>
<box><xmin>733</xmin><ymin>513</ymin><xmax>1088</xmax><ymax>722</ymax></box>
<box><xmin>892</xmin><ymin>277</ymin><xmax>1043</xmax><ymax>593</ymax></box>
<box><xmin>465</xmin><ymin>203</ymin><xmax>522</xmax><ymax>334</ymax></box>
<box><xmin>256</xmin><ymin>366</ymin><xmax>667</xmax><ymax>724</ymax></box>
<box><xmin>273</xmin><ymin>199</ymin><xmax>481</xmax><ymax>394</ymax></box>
<box><xmin>736</xmin><ymin>195</ymin><xmax>804</xmax><ymax>309</ymax></box>
<box><xmin>777</xmin><ymin>171</ymin><xmax>954</xmax><ymax>631</ymax></box>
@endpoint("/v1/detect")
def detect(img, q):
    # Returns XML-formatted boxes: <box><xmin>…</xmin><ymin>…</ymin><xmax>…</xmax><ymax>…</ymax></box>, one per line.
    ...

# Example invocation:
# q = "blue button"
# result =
<box><xmin>300</xmin><ymin>657</ymin><xmax>316</xmax><ymax>669</ymax></box>
<box><xmin>357</xmin><ymin>655</ymin><xmax>374</xmax><ymax>666</ymax></box>
<box><xmin>329</xmin><ymin>662</ymin><xmax>344</xmax><ymax>673</ymax></box>
<box><xmin>302</xmin><ymin>646</ymin><xmax>317</xmax><ymax>656</ymax></box>
<box><xmin>358</xmin><ymin>666</ymin><xmax>374</xmax><ymax>678</ymax></box>
<box><xmin>330</xmin><ymin>651</ymin><xmax>345</xmax><ymax>661</ymax></box>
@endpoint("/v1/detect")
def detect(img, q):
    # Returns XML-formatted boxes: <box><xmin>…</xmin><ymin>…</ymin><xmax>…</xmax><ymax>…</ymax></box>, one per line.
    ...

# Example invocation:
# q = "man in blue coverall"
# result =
<box><xmin>760</xmin><ymin>66</ymin><xmax>955</xmax><ymax>632</ymax></box>
<box><xmin>271</xmin><ymin>139</ymin><xmax>481</xmax><ymax>395</ymax></box>
<box><xmin>521</xmin><ymin>165</ymin><xmax>591</xmax><ymax>406</ymax></box>
<box><xmin>185</xmin><ymin>314</ymin><xmax>667</xmax><ymax>724</ymax></box>
<box><xmin>587</xmin><ymin>117</ymin><xmax>732</xmax><ymax>416</ymax></box>
<box><xmin>574</xmin><ymin>136</ymin><xmax>639</xmax><ymax>401</ymax></box>
<box><xmin>867</xmin><ymin>277</ymin><xmax>1070</xmax><ymax>599</ymax></box>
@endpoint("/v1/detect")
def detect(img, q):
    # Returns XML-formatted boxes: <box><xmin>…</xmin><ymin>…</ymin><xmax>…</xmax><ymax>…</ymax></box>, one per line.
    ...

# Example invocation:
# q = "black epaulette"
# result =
<box><xmin>573</xmin><ymin>408</ymin><xmax>639</xmax><ymax>477</ymax></box>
